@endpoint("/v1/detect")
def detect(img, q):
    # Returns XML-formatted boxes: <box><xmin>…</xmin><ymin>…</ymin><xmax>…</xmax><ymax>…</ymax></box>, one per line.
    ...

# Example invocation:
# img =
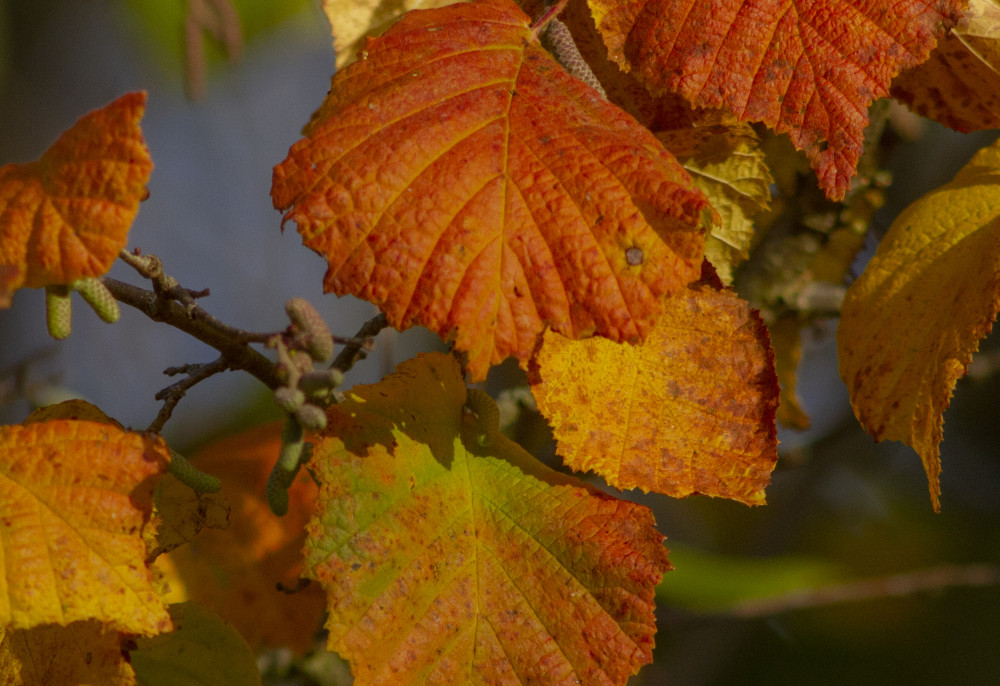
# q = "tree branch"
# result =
<box><xmin>101</xmin><ymin>276</ymin><xmax>283</xmax><ymax>391</ymax></box>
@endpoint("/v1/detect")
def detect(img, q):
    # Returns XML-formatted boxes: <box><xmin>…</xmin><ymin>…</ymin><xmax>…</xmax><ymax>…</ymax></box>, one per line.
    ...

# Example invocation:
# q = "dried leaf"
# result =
<box><xmin>588</xmin><ymin>0</ymin><xmax>965</xmax><ymax>199</ymax></box>
<box><xmin>305</xmin><ymin>353</ymin><xmax>670</xmax><ymax>684</ymax></box>
<box><xmin>162</xmin><ymin>422</ymin><xmax>325</xmax><ymax>653</ymax></box>
<box><xmin>0</xmin><ymin>417</ymin><xmax>172</xmax><ymax>635</ymax></box>
<box><xmin>838</xmin><ymin>137</ymin><xmax>1000</xmax><ymax>511</ymax></box>
<box><xmin>0</xmin><ymin>92</ymin><xmax>152</xmax><ymax>308</ymax></box>
<box><xmin>892</xmin><ymin>0</ymin><xmax>1000</xmax><ymax>132</ymax></box>
<box><xmin>272</xmin><ymin>0</ymin><xmax>711</xmax><ymax>381</ymax></box>
<box><xmin>659</xmin><ymin>123</ymin><xmax>773</xmax><ymax>284</ymax></box>
<box><xmin>0</xmin><ymin>621</ymin><xmax>137</xmax><ymax>686</ymax></box>
<box><xmin>529</xmin><ymin>277</ymin><xmax>779</xmax><ymax>505</ymax></box>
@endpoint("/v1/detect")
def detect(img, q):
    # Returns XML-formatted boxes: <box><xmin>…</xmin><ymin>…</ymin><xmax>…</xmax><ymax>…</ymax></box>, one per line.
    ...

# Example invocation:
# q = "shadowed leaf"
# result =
<box><xmin>305</xmin><ymin>353</ymin><xmax>671</xmax><ymax>684</ymax></box>
<box><xmin>0</xmin><ymin>621</ymin><xmax>136</xmax><ymax>686</ymax></box>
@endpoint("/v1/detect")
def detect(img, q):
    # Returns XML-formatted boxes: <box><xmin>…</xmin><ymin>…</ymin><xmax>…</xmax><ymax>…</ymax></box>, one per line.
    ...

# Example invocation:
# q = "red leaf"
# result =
<box><xmin>588</xmin><ymin>0</ymin><xmax>965</xmax><ymax>199</ymax></box>
<box><xmin>272</xmin><ymin>0</ymin><xmax>711</xmax><ymax>380</ymax></box>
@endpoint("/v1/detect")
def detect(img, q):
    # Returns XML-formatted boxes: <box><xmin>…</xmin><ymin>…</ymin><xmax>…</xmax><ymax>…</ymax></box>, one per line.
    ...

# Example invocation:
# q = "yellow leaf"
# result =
<box><xmin>322</xmin><ymin>0</ymin><xmax>462</xmax><ymax>68</ymax></box>
<box><xmin>659</xmin><ymin>124</ymin><xmax>773</xmax><ymax>285</ymax></box>
<box><xmin>0</xmin><ymin>93</ymin><xmax>152</xmax><ymax>308</ymax></box>
<box><xmin>770</xmin><ymin>314</ymin><xmax>811</xmax><ymax>430</ymax></box>
<box><xmin>0</xmin><ymin>418</ymin><xmax>172</xmax><ymax>635</ymax></box>
<box><xmin>838</xmin><ymin>137</ymin><xmax>1000</xmax><ymax>511</ymax></box>
<box><xmin>529</xmin><ymin>277</ymin><xmax>779</xmax><ymax>505</ymax></box>
<box><xmin>0</xmin><ymin>621</ymin><xmax>137</xmax><ymax>686</ymax></box>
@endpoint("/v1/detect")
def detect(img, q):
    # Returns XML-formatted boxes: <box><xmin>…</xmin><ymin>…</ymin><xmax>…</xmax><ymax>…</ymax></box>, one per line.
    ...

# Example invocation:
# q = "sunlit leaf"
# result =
<box><xmin>129</xmin><ymin>602</ymin><xmax>262</xmax><ymax>686</ymax></box>
<box><xmin>588</xmin><ymin>0</ymin><xmax>965</xmax><ymax>199</ymax></box>
<box><xmin>659</xmin><ymin>123</ymin><xmax>773</xmax><ymax>284</ymax></box>
<box><xmin>304</xmin><ymin>353</ymin><xmax>671</xmax><ymax>684</ymax></box>
<box><xmin>0</xmin><ymin>414</ymin><xmax>172</xmax><ymax>635</ymax></box>
<box><xmin>162</xmin><ymin>422</ymin><xmax>325</xmax><ymax>653</ymax></box>
<box><xmin>892</xmin><ymin>0</ymin><xmax>1000</xmax><ymax>132</ymax></box>
<box><xmin>0</xmin><ymin>92</ymin><xmax>152</xmax><ymax>308</ymax></box>
<box><xmin>838</xmin><ymin>137</ymin><xmax>1000</xmax><ymax>511</ymax></box>
<box><xmin>0</xmin><ymin>621</ymin><xmax>137</xmax><ymax>686</ymax></box>
<box><xmin>322</xmin><ymin>0</ymin><xmax>461</xmax><ymax>67</ymax></box>
<box><xmin>272</xmin><ymin>0</ymin><xmax>712</xmax><ymax>381</ymax></box>
<box><xmin>529</xmin><ymin>275</ymin><xmax>779</xmax><ymax>505</ymax></box>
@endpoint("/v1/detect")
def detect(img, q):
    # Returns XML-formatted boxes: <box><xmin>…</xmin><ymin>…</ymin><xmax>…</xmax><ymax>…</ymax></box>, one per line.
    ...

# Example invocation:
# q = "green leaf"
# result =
<box><xmin>304</xmin><ymin>353</ymin><xmax>671</xmax><ymax>685</ymax></box>
<box><xmin>130</xmin><ymin>602</ymin><xmax>261</xmax><ymax>686</ymax></box>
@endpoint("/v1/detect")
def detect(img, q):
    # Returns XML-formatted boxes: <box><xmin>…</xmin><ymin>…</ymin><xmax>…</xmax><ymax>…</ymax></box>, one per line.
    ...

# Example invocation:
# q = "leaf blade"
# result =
<box><xmin>304</xmin><ymin>353</ymin><xmax>670</xmax><ymax>684</ymax></box>
<box><xmin>272</xmin><ymin>0</ymin><xmax>710</xmax><ymax>380</ymax></box>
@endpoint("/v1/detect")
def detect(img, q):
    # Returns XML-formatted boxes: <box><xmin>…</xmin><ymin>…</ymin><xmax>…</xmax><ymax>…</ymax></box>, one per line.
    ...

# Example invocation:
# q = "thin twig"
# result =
<box><xmin>332</xmin><ymin>312</ymin><xmax>387</xmax><ymax>374</ymax></box>
<box><xmin>726</xmin><ymin>564</ymin><xmax>1000</xmax><ymax>619</ymax></box>
<box><xmin>101</xmin><ymin>276</ymin><xmax>283</xmax><ymax>390</ymax></box>
<box><xmin>148</xmin><ymin>356</ymin><xmax>230</xmax><ymax>433</ymax></box>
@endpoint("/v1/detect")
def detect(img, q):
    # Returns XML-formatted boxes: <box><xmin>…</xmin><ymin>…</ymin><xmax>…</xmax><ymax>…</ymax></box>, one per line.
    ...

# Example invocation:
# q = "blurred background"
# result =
<box><xmin>1</xmin><ymin>1</ymin><xmax>998</xmax><ymax>684</ymax></box>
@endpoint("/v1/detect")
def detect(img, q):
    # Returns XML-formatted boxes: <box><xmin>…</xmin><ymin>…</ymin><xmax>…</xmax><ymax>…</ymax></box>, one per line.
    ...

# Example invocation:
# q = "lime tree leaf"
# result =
<box><xmin>0</xmin><ymin>411</ymin><xmax>172</xmax><ymax>635</ymax></box>
<box><xmin>272</xmin><ymin>0</ymin><xmax>712</xmax><ymax>381</ymax></box>
<box><xmin>892</xmin><ymin>0</ymin><xmax>1000</xmax><ymax>133</ymax></box>
<box><xmin>0</xmin><ymin>92</ymin><xmax>152</xmax><ymax>307</ymax></box>
<box><xmin>838</xmin><ymin>137</ymin><xmax>1000</xmax><ymax>511</ymax></box>
<box><xmin>588</xmin><ymin>0</ymin><xmax>965</xmax><ymax>199</ymax></box>
<box><xmin>304</xmin><ymin>353</ymin><xmax>671</xmax><ymax>685</ymax></box>
<box><xmin>162</xmin><ymin>422</ymin><xmax>325</xmax><ymax>654</ymax></box>
<box><xmin>529</xmin><ymin>275</ymin><xmax>779</xmax><ymax>505</ymax></box>
<box><xmin>0</xmin><ymin>621</ymin><xmax>137</xmax><ymax>686</ymax></box>
<box><xmin>129</xmin><ymin>602</ymin><xmax>262</xmax><ymax>686</ymax></box>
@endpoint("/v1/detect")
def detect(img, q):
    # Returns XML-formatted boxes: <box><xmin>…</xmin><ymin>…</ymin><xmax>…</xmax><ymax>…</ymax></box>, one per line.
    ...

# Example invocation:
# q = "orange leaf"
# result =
<box><xmin>588</xmin><ymin>0</ymin><xmax>965</xmax><ymax>199</ymax></box>
<box><xmin>0</xmin><ymin>622</ymin><xmax>136</xmax><ymax>686</ymax></box>
<box><xmin>529</xmin><ymin>275</ymin><xmax>779</xmax><ymax>504</ymax></box>
<box><xmin>305</xmin><ymin>353</ymin><xmax>670</xmax><ymax>684</ymax></box>
<box><xmin>0</xmin><ymin>92</ymin><xmax>152</xmax><ymax>308</ymax></box>
<box><xmin>0</xmin><ymin>417</ymin><xmax>172</xmax><ymax>635</ymax></box>
<box><xmin>272</xmin><ymin>0</ymin><xmax>711</xmax><ymax>381</ymax></box>
<box><xmin>892</xmin><ymin>0</ymin><xmax>1000</xmax><ymax>133</ymax></box>
<box><xmin>162</xmin><ymin>422</ymin><xmax>325</xmax><ymax>654</ymax></box>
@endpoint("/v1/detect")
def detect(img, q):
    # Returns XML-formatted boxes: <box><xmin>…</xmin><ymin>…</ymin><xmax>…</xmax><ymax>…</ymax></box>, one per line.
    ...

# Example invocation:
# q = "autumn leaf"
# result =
<box><xmin>0</xmin><ymin>92</ymin><xmax>152</xmax><ymax>308</ymax></box>
<box><xmin>0</xmin><ymin>621</ymin><xmax>137</xmax><ymax>686</ymax></box>
<box><xmin>0</xmin><ymin>414</ymin><xmax>172</xmax><ymax>635</ymax></box>
<box><xmin>770</xmin><ymin>314</ymin><xmax>811</xmax><ymax>429</ymax></box>
<box><xmin>892</xmin><ymin>0</ymin><xmax>1000</xmax><ymax>132</ymax></box>
<box><xmin>129</xmin><ymin>602</ymin><xmax>262</xmax><ymax>686</ymax></box>
<box><xmin>149</xmin><ymin>472</ymin><xmax>230</xmax><ymax>559</ymax></box>
<box><xmin>588</xmin><ymin>0</ymin><xmax>965</xmax><ymax>199</ymax></box>
<box><xmin>322</xmin><ymin>0</ymin><xmax>462</xmax><ymax>67</ymax></box>
<box><xmin>529</xmin><ymin>274</ymin><xmax>779</xmax><ymax>504</ymax></box>
<box><xmin>272</xmin><ymin>0</ymin><xmax>712</xmax><ymax>381</ymax></box>
<box><xmin>304</xmin><ymin>352</ymin><xmax>670</xmax><ymax>684</ymax></box>
<box><xmin>838</xmin><ymin>137</ymin><xmax>1000</xmax><ymax>511</ymax></box>
<box><xmin>162</xmin><ymin>422</ymin><xmax>325</xmax><ymax>654</ymax></box>
<box><xmin>659</xmin><ymin>122</ymin><xmax>773</xmax><ymax>285</ymax></box>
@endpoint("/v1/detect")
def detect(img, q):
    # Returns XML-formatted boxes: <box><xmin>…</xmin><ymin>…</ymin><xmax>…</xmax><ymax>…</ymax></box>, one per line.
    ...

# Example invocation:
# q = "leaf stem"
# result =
<box><xmin>530</xmin><ymin>0</ymin><xmax>570</xmax><ymax>37</ymax></box>
<box><xmin>331</xmin><ymin>312</ymin><xmax>387</xmax><ymax>374</ymax></box>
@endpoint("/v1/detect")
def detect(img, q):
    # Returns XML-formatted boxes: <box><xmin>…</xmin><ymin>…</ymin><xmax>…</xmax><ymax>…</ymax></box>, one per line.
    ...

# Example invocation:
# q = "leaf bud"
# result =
<box><xmin>45</xmin><ymin>285</ymin><xmax>73</xmax><ymax>340</ymax></box>
<box><xmin>72</xmin><ymin>277</ymin><xmax>120</xmax><ymax>323</ymax></box>
<box><xmin>285</xmin><ymin>297</ymin><xmax>334</xmax><ymax>362</ymax></box>
<box><xmin>294</xmin><ymin>402</ymin><xmax>328</xmax><ymax>432</ymax></box>
<box><xmin>298</xmin><ymin>368</ymin><xmax>344</xmax><ymax>395</ymax></box>
<box><xmin>274</xmin><ymin>386</ymin><xmax>305</xmax><ymax>413</ymax></box>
